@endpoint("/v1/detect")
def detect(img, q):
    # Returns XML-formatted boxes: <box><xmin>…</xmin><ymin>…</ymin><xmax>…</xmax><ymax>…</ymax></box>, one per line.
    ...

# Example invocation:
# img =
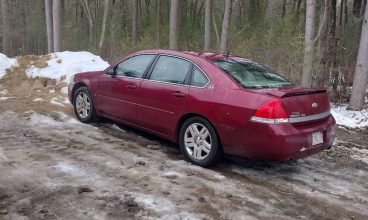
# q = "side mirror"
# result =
<box><xmin>107</xmin><ymin>67</ymin><xmax>116</xmax><ymax>76</ymax></box>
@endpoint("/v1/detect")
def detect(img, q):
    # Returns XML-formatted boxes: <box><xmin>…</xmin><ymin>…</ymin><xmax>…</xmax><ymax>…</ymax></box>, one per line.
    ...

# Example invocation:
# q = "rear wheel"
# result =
<box><xmin>73</xmin><ymin>87</ymin><xmax>96</xmax><ymax>123</ymax></box>
<box><xmin>179</xmin><ymin>117</ymin><xmax>222</xmax><ymax>167</ymax></box>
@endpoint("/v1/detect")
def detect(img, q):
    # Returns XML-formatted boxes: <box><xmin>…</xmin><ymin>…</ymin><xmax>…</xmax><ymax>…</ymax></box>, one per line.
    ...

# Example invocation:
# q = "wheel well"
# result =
<box><xmin>176</xmin><ymin>113</ymin><xmax>222</xmax><ymax>147</ymax></box>
<box><xmin>71</xmin><ymin>82</ymin><xmax>87</xmax><ymax>104</ymax></box>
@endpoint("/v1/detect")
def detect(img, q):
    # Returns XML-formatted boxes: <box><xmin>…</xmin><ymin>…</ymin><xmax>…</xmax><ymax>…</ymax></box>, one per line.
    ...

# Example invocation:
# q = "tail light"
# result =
<box><xmin>250</xmin><ymin>99</ymin><xmax>289</xmax><ymax>124</ymax></box>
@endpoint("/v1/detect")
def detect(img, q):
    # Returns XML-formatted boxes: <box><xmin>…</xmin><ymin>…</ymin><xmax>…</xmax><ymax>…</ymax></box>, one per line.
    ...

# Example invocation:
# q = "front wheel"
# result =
<box><xmin>73</xmin><ymin>87</ymin><xmax>96</xmax><ymax>123</ymax></box>
<box><xmin>179</xmin><ymin>117</ymin><xmax>222</xmax><ymax>167</ymax></box>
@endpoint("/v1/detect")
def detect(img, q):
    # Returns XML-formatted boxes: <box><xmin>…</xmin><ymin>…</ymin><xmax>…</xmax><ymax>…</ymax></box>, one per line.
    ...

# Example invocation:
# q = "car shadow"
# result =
<box><xmin>91</xmin><ymin>118</ymin><xmax>301</xmax><ymax>175</ymax></box>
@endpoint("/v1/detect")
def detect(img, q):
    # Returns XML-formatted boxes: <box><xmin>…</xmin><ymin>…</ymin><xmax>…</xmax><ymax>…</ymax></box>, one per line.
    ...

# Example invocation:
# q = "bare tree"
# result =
<box><xmin>80</xmin><ymin>0</ymin><xmax>94</xmax><ymax>49</ymax></box>
<box><xmin>204</xmin><ymin>0</ymin><xmax>212</xmax><ymax>51</ymax></box>
<box><xmin>169</xmin><ymin>0</ymin><xmax>179</xmax><ymax>50</ymax></box>
<box><xmin>220</xmin><ymin>0</ymin><xmax>232</xmax><ymax>53</ymax></box>
<box><xmin>132</xmin><ymin>0</ymin><xmax>138</xmax><ymax>46</ymax></box>
<box><xmin>52</xmin><ymin>0</ymin><xmax>61</xmax><ymax>52</ymax></box>
<box><xmin>155</xmin><ymin>0</ymin><xmax>160</xmax><ymax>48</ymax></box>
<box><xmin>99</xmin><ymin>0</ymin><xmax>110</xmax><ymax>52</ymax></box>
<box><xmin>348</xmin><ymin>2</ymin><xmax>368</xmax><ymax>110</ymax></box>
<box><xmin>301</xmin><ymin>0</ymin><xmax>316</xmax><ymax>87</ymax></box>
<box><xmin>45</xmin><ymin>0</ymin><xmax>53</xmax><ymax>53</ymax></box>
<box><xmin>1</xmin><ymin>0</ymin><xmax>11</xmax><ymax>55</ymax></box>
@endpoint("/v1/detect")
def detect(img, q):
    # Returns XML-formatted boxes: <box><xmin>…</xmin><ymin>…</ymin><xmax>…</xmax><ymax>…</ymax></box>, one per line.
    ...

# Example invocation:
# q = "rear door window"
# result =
<box><xmin>149</xmin><ymin>56</ymin><xmax>191</xmax><ymax>84</ymax></box>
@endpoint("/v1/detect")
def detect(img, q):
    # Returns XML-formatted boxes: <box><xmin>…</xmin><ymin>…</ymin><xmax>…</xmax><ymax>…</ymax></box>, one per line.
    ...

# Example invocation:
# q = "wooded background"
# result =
<box><xmin>1</xmin><ymin>0</ymin><xmax>368</xmax><ymax>110</ymax></box>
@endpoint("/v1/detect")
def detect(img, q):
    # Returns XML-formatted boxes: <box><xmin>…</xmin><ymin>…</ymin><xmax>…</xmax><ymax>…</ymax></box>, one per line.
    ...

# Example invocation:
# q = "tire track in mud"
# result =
<box><xmin>1</xmin><ymin>111</ymin><xmax>368</xmax><ymax>219</ymax></box>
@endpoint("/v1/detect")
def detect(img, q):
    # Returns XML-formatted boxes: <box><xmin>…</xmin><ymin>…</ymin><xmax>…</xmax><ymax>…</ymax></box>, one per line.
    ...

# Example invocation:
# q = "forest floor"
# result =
<box><xmin>1</xmin><ymin>58</ymin><xmax>368</xmax><ymax>220</ymax></box>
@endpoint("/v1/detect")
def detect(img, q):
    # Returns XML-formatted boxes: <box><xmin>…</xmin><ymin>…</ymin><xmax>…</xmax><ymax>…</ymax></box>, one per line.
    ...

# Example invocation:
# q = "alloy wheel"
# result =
<box><xmin>184</xmin><ymin>123</ymin><xmax>212</xmax><ymax>160</ymax></box>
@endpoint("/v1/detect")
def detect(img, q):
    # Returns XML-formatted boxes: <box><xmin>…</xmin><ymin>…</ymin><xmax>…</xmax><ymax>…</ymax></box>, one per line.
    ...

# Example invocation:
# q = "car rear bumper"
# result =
<box><xmin>222</xmin><ymin>115</ymin><xmax>336</xmax><ymax>161</ymax></box>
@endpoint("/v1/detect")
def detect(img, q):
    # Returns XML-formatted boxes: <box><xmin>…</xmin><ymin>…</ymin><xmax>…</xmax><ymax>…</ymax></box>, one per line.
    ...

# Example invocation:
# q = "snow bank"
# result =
<box><xmin>26</xmin><ymin>51</ymin><xmax>109</xmax><ymax>83</ymax></box>
<box><xmin>0</xmin><ymin>53</ymin><xmax>17</xmax><ymax>79</ymax></box>
<box><xmin>331</xmin><ymin>104</ymin><xmax>368</xmax><ymax>128</ymax></box>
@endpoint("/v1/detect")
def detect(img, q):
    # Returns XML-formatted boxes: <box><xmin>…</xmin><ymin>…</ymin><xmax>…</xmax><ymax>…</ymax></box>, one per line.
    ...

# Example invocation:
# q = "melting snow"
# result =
<box><xmin>0</xmin><ymin>97</ymin><xmax>14</xmax><ymax>101</ymax></box>
<box><xmin>0</xmin><ymin>53</ymin><xmax>17</xmax><ymax>79</ymax></box>
<box><xmin>331</xmin><ymin>104</ymin><xmax>368</xmax><ymax>128</ymax></box>
<box><xmin>25</xmin><ymin>51</ymin><xmax>109</xmax><ymax>83</ymax></box>
<box><xmin>0</xmin><ymin>89</ymin><xmax>8</xmax><ymax>95</ymax></box>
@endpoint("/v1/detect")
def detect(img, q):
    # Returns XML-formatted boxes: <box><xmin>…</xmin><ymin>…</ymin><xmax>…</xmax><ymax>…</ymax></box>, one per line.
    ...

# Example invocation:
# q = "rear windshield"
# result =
<box><xmin>212</xmin><ymin>59</ymin><xmax>293</xmax><ymax>88</ymax></box>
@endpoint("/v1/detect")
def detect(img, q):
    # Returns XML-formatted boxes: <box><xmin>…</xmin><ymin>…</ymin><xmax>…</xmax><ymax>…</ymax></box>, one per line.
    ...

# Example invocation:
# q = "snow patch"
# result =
<box><xmin>161</xmin><ymin>171</ymin><xmax>185</xmax><ymax>179</ymax></box>
<box><xmin>61</xmin><ymin>86</ymin><xmax>68</xmax><ymax>94</ymax></box>
<box><xmin>50</xmin><ymin>98</ymin><xmax>69</xmax><ymax>107</ymax></box>
<box><xmin>331</xmin><ymin>104</ymin><xmax>368</xmax><ymax>128</ymax></box>
<box><xmin>0</xmin><ymin>53</ymin><xmax>17</xmax><ymax>79</ymax></box>
<box><xmin>130</xmin><ymin>192</ymin><xmax>176</xmax><ymax>216</ymax></box>
<box><xmin>25</xmin><ymin>51</ymin><xmax>109</xmax><ymax>83</ymax></box>
<box><xmin>0</xmin><ymin>96</ymin><xmax>14</xmax><ymax>101</ymax></box>
<box><xmin>29</xmin><ymin>113</ymin><xmax>60</xmax><ymax>126</ymax></box>
<box><xmin>33</xmin><ymin>98</ymin><xmax>44</xmax><ymax>102</ymax></box>
<box><xmin>54</xmin><ymin>161</ymin><xmax>88</xmax><ymax>177</ymax></box>
<box><xmin>110</xmin><ymin>124</ymin><xmax>127</xmax><ymax>133</ymax></box>
<box><xmin>0</xmin><ymin>89</ymin><xmax>8</xmax><ymax>95</ymax></box>
<box><xmin>350</xmin><ymin>147</ymin><xmax>368</xmax><ymax>164</ymax></box>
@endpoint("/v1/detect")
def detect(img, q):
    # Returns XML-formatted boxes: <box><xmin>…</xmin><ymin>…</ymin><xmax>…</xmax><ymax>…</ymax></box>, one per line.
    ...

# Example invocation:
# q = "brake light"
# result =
<box><xmin>250</xmin><ymin>99</ymin><xmax>289</xmax><ymax>124</ymax></box>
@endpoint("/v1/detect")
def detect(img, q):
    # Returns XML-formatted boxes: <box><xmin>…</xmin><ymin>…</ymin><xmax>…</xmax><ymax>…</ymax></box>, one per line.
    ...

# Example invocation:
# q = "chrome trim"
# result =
<box><xmin>115</xmin><ymin>75</ymin><xmax>143</xmax><ymax>80</ymax></box>
<box><xmin>108</xmin><ymin>53</ymin><xmax>211</xmax><ymax>89</ymax></box>
<box><xmin>250</xmin><ymin>117</ymin><xmax>289</xmax><ymax>124</ymax></box>
<box><xmin>289</xmin><ymin>110</ymin><xmax>330</xmax><ymax>123</ymax></box>
<box><xmin>250</xmin><ymin>110</ymin><xmax>331</xmax><ymax>124</ymax></box>
<box><xmin>142</xmin><ymin>78</ymin><xmax>189</xmax><ymax>87</ymax></box>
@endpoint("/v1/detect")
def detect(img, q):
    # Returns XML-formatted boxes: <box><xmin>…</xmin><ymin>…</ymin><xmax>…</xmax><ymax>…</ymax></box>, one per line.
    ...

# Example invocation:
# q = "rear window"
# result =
<box><xmin>212</xmin><ymin>59</ymin><xmax>292</xmax><ymax>88</ymax></box>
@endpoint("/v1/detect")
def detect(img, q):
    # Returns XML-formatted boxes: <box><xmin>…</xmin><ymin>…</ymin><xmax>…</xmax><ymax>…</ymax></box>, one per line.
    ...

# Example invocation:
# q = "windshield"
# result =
<box><xmin>212</xmin><ymin>59</ymin><xmax>293</xmax><ymax>88</ymax></box>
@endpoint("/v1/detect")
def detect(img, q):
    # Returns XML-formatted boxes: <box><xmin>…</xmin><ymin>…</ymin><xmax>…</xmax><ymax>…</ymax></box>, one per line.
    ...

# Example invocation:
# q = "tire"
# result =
<box><xmin>73</xmin><ymin>87</ymin><xmax>97</xmax><ymax>123</ymax></box>
<box><xmin>179</xmin><ymin>116</ymin><xmax>222</xmax><ymax>167</ymax></box>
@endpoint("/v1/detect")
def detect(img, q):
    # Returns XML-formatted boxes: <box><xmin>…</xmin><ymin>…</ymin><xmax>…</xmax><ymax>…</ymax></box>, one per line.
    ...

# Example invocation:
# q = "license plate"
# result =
<box><xmin>312</xmin><ymin>132</ymin><xmax>323</xmax><ymax>146</ymax></box>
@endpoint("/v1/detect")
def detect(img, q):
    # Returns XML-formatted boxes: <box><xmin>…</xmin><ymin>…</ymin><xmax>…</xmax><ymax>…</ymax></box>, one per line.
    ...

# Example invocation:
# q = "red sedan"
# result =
<box><xmin>68</xmin><ymin>50</ymin><xmax>336</xmax><ymax>167</ymax></box>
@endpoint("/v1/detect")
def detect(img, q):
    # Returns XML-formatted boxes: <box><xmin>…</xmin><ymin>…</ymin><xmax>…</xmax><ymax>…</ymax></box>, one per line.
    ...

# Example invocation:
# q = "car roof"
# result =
<box><xmin>134</xmin><ymin>49</ymin><xmax>249</xmax><ymax>63</ymax></box>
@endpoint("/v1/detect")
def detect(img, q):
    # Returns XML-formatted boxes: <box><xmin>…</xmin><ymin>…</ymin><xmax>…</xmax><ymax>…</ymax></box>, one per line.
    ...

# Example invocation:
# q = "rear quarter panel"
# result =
<box><xmin>186</xmin><ymin>62</ymin><xmax>273</xmax><ymax>152</ymax></box>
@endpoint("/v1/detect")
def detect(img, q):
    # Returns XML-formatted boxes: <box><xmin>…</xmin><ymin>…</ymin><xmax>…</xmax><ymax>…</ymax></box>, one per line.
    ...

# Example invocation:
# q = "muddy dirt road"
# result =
<box><xmin>1</xmin><ymin>82</ymin><xmax>368</xmax><ymax>219</ymax></box>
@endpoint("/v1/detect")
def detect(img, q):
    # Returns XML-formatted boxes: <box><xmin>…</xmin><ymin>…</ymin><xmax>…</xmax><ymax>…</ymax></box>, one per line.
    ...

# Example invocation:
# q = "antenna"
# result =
<box><xmin>226</xmin><ymin>50</ymin><xmax>230</xmax><ymax>57</ymax></box>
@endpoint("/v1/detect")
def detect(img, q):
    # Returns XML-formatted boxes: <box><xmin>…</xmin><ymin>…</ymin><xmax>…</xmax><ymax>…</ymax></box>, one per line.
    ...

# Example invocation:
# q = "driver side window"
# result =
<box><xmin>116</xmin><ymin>54</ymin><xmax>156</xmax><ymax>78</ymax></box>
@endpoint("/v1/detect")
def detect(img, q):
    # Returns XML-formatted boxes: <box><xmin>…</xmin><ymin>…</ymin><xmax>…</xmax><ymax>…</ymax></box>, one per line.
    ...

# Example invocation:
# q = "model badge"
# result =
<box><xmin>312</xmin><ymin>102</ymin><xmax>318</xmax><ymax>108</ymax></box>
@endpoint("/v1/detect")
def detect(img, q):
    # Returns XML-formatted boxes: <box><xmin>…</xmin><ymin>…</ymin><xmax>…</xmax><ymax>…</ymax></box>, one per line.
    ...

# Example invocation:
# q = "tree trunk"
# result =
<box><xmin>169</xmin><ymin>0</ymin><xmax>179</xmax><ymax>50</ymax></box>
<box><xmin>353</xmin><ymin>0</ymin><xmax>363</xmax><ymax>18</ymax></box>
<box><xmin>301</xmin><ymin>0</ymin><xmax>316</xmax><ymax>87</ymax></box>
<box><xmin>155</xmin><ymin>0</ymin><xmax>160</xmax><ymax>48</ymax></box>
<box><xmin>52</xmin><ymin>0</ymin><xmax>61</xmax><ymax>52</ymax></box>
<box><xmin>1</xmin><ymin>0</ymin><xmax>11</xmax><ymax>55</ymax></box>
<box><xmin>316</xmin><ymin>0</ymin><xmax>329</xmax><ymax>87</ymax></box>
<box><xmin>282</xmin><ymin>0</ymin><xmax>287</xmax><ymax>18</ymax></box>
<box><xmin>132</xmin><ymin>0</ymin><xmax>138</xmax><ymax>46</ymax></box>
<box><xmin>348</xmin><ymin>2</ymin><xmax>368</xmax><ymax>110</ymax></box>
<box><xmin>80</xmin><ymin>0</ymin><xmax>94</xmax><ymax>49</ymax></box>
<box><xmin>220</xmin><ymin>0</ymin><xmax>232</xmax><ymax>53</ymax></box>
<box><xmin>98</xmin><ymin>0</ymin><xmax>109</xmax><ymax>52</ymax></box>
<box><xmin>45</xmin><ymin>0</ymin><xmax>54</xmax><ymax>53</ymax></box>
<box><xmin>204</xmin><ymin>0</ymin><xmax>212</xmax><ymax>51</ymax></box>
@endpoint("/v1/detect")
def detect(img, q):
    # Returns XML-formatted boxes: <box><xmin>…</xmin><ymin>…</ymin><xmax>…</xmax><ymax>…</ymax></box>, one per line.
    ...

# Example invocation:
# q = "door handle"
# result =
<box><xmin>173</xmin><ymin>91</ymin><xmax>186</xmax><ymax>98</ymax></box>
<box><xmin>127</xmin><ymin>84</ymin><xmax>137</xmax><ymax>89</ymax></box>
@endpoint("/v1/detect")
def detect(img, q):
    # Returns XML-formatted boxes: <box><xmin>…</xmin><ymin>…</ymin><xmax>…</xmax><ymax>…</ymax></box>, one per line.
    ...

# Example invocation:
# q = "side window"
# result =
<box><xmin>149</xmin><ymin>56</ymin><xmax>191</xmax><ymax>84</ymax></box>
<box><xmin>116</xmin><ymin>54</ymin><xmax>155</xmax><ymax>78</ymax></box>
<box><xmin>191</xmin><ymin>67</ymin><xmax>209</xmax><ymax>87</ymax></box>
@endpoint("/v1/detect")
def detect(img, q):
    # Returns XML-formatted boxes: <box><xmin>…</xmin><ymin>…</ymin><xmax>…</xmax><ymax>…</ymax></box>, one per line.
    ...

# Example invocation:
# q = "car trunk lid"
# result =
<box><xmin>250</xmin><ymin>87</ymin><xmax>330</xmax><ymax>124</ymax></box>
